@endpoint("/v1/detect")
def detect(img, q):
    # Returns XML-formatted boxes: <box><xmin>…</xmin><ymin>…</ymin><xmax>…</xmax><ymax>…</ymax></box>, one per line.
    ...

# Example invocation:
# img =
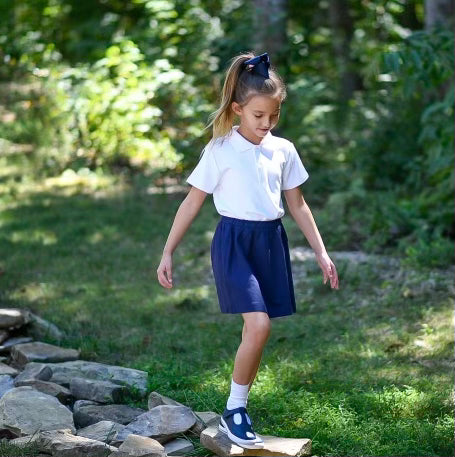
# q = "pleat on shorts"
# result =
<box><xmin>210</xmin><ymin>215</ymin><xmax>297</xmax><ymax>319</ymax></box>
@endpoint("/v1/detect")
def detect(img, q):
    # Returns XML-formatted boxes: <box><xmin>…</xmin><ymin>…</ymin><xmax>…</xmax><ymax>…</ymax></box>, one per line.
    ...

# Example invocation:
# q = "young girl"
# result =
<box><xmin>157</xmin><ymin>51</ymin><xmax>339</xmax><ymax>449</ymax></box>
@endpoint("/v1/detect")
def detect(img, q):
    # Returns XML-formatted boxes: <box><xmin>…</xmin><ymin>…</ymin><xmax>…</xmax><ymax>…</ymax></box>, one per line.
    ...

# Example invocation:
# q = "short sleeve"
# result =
<box><xmin>281</xmin><ymin>142</ymin><xmax>309</xmax><ymax>190</ymax></box>
<box><xmin>186</xmin><ymin>140</ymin><xmax>222</xmax><ymax>194</ymax></box>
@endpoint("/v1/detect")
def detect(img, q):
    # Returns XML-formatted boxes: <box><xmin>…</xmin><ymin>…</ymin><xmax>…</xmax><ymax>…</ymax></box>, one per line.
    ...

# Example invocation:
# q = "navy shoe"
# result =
<box><xmin>218</xmin><ymin>406</ymin><xmax>264</xmax><ymax>449</ymax></box>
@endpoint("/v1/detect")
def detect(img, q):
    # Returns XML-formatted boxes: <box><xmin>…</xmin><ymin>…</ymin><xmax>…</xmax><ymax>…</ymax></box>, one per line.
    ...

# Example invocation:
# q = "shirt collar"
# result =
<box><xmin>228</xmin><ymin>125</ymin><xmax>274</xmax><ymax>153</ymax></box>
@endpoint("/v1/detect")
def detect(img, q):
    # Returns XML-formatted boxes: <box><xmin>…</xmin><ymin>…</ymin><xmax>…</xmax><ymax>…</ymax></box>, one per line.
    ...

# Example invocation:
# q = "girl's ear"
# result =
<box><xmin>231</xmin><ymin>101</ymin><xmax>242</xmax><ymax>116</ymax></box>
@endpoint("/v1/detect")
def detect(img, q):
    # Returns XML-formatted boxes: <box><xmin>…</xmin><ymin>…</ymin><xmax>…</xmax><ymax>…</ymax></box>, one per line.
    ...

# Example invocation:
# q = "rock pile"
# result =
<box><xmin>0</xmin><ymin>308</ymin><xmax>313</xmax><ymax>457</ymax></box>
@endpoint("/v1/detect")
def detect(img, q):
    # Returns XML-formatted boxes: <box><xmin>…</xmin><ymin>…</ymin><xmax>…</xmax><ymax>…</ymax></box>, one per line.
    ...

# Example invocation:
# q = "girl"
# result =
<box><xmin>157</xmin><ymin>51</ymin><xmax>339</xmax><ymax>449</ymax></box>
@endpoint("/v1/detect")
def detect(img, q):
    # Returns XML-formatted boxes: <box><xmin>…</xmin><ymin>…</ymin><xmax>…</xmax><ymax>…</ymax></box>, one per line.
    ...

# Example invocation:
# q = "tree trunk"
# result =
<box><xmin>329</xmin><ymin>0</ymin><xmax>362</xmax><ymax>105</ymax></box>
<box><xmin>424</xmin><ymin>0</ymin><xmax>455</xmax><ymax>29</ymax></box>
<box><xmin>251</xmin><ymin>0</ymin><xmax>288</xmax><ymax>61</ymax></box>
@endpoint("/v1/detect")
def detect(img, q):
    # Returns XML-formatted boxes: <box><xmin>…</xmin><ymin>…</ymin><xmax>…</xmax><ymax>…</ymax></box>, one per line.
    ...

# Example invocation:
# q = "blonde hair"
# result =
<box><xmin>204</xmin><ymin>51</ymin><xmax>287</xmax><ymax>144</ymax></box>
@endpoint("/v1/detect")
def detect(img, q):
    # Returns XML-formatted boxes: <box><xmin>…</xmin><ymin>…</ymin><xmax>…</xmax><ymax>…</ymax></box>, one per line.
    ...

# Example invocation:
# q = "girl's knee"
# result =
<box><xmin>242</xmin><ymin>312</ymin><xmax>271</xmax><ymax>342</ymax></box>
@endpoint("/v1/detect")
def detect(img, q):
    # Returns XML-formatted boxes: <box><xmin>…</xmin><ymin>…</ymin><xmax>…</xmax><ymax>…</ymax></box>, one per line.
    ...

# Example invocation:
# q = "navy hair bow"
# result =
<box><xmin>243</xmin><ymin>52</ymin><xmax>270</xmax><ymax>78</ymax></box>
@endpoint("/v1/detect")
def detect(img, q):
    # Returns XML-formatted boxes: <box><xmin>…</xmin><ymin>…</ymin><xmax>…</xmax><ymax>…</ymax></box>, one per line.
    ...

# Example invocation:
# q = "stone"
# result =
<box><xmin>35</xmin><ymin>428</ymin><xmax>118</xmax><ymax>457</ymax></box>
<box><xmin>0</xmin><ymin>330</ymin><xmax>9</xmax><ymax>344</ymax></box>
<box><xmin>0</xmin><ymin>362</ymin><xmax>19</xmax><ymax>376</ymax></box>
<box><xmin>10</xmin><ymin>341</ymin><xmax>80</xmax><ymax>368</ymax></box>
<box><xmin>76</xmin><ymin>420</ymin><xmax>126</xmax><ymax>443</ymax></box>
<box><xmin>13</xmin><ymin>361</ymin><xmax>53</xmax><ymax>385</ymax></box>
<box><xmin>0</xmin><ymin>308</ymin><xmax>31</xmax><ymax>330</ymax></box>
<box><xmin>0</xmin><ymin>374</ymin><xmax>15</xmax><ymax>399</ymax></box>
<box><xmin>73</xmin><ymin>399</ymin><xmax>99</xmax><ymax>411</ymax></box>
<box><xmin>73</xmin><ymin>402</ymin><xmax>146</xmax><ymax>428</ymax></box>
<box><xmin>0</xmin><ymin>336</ymin><xmax>33</xmax><ymax>353</ymax></box>
<box><xmin>14</xmin><ymin>379</ymin><xmax>72</xmax><ymax>404</ymax></box>
<box><xmin>0</xmin><ymin>386</ymin><xmax>76</xmax><ymax>437</ymax></box>
<box><xmin>36</xmin><ymin>360</ymin><xmax>148</xmax><ymax>397</ymax></box>
<box><xmin>110</xmin><ymin>433</ymin><xmax>165</xmax><ymax>457</ymax></box>
<box><xmin>200</xmin><ymin>425</ymin><xmax>312</xmax><ymax>456</ymax></box>
<box><xmin>147</xmin><ymin>391</ymin><xmax>184</xmax><ymax>409</ymax></box>
<box><xmin>191</xmin><ymin>411</ymin><xmax>220</xmax><ymax>435</ymax></box>
<box><xmin>116</xmin><ymin>405</ymin><xmax>197</xmax><ymax>444</ymax></box>
<box><xmin>163</xmin><ymin>436</ymin><xmax>195</xmax><ymax>455</ymax></box>
<box><xmin>26</xmin><ymin>311</ymin><xmax>66</xmax><ymax>341</ymax></box>
<box><xmin>70</xmin><ymin>376</ymin><xmax>128</xmax><ymax>403</ymax></box>
<box><xmin>9</xmin><ymin>432</ymin><xmax>40</xmax><ymax>447</ymax></box>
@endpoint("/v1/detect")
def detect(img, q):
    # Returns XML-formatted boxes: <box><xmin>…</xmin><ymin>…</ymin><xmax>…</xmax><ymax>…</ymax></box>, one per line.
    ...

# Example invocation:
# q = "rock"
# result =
<box><xmin>13</xmin><ymin>361</ymin><xmax>53</xmax><ymax>385</ymax></box>
<box><xmin>0</xmin><ymin>336</ymin><xmax>33</xmax><ymax>353</ymax></box>
<box><xmin>14</xmin><ymin>379</ymin><xmax>73</xmax><ymax>404</ymax></box>
<box><xmin>9</xmin><ymin>432</ymin><xmax>40</xmax><ymax>446</ymax></box>
<box><xmin>0</xmin><ymin>330</ymin><xmax>9</xmax><ymax>344</ymax></box>
<box><xmin>73</xmin><ymin>399</ymin><xmax>99</xmax><ymax>411</ymax></box>
<box><xmin>200</xmin><ymin>425</ymin><xmax>312</xmax><ymax>456</ymax></box>
<box><xmin>191</xmin><ymin>411</ymin><xmax>220</xmax><ymax>435</ymax></box>
<box><xmin>76</xmin><ymin>420</ymin><xmax>126</xmax><ymax>443</ymax></box>
<box><xmin>110</xmin><ymin>433</ymin><xmax>165</xmax><ymax>457</ymax></box>
<box><xmin>35</xmin><ymin>428</ymin><xmax>118</xmax><ymax>457</ymax></box>
<box><xmin>10</xmin><ymin>341</ymin><xmax>80</xmax><ymax>368</ymax></box>
<box><xmin>25</xmin><ymin>311</ymin><xmax>66</xmax><ymax>341</ymax></box>
<box><xmin>117</xmin><ymin>405</ymin><xmax>197</xmax><ymax>444</ymax></box>
<box><xmin>73</xmin><ymin>402</ymin><xmax>146</xmax><ymax>428</ymax></box>
<box><xmin>0</xmin><ymin>308</ymin><xmax>32</xmax><ymax>330</ymax></box>
<box><xmin>0</xmin><ymin>375</ymin><xmax>15</xmax><ymax>399</ymax></box>
<box><xmin>70</xmin><ymin>376</ymin><xmax>128</xmax><ymax>403</ymax></box>
<box><xmin>37</xmin><ymin>360</ymin><xmax>148</xmax><ymax>397</ymax></box>
<box><xmin>0</xmin><ymin>386</ymin><xmax>76</xmax><ymax>436</ymax></box>
<box><xmin>147</xmin><ymin>391</ymin><xmax>184</xmax><ymax>409</ymax></box>
<box><xmin>0</xmin><ymin>362</ymin><xmax>19</xmax><ymax>376</ymax></box>
<box><xmin>163</xmin><ymin>436</ymin><xmax>195</xmax><ymax>455</ymax></box>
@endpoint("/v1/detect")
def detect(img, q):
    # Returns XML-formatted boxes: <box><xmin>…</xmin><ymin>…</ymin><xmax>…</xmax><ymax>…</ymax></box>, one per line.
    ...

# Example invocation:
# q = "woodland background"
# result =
<box><xmin>0</xmin><ymin>1</ymin><xmax>454</xmax><ymax>456</ymax></box>
<box><xmin>0</xmin><ymin>0</ymin><xmax>454</xmax><ymax>263</ymax></box>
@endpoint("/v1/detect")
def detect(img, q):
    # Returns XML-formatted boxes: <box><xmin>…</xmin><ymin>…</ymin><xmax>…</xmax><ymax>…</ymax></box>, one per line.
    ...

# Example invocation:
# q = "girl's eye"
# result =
<box><xmin>254</xmin><ymin>114</ymin><xmax>279</xmax><ymax>118</ymax></box>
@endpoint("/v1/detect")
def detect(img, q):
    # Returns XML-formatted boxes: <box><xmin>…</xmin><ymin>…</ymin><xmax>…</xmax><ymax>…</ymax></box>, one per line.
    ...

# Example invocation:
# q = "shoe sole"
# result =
<box><xmin>218</xmin><ymin>417</ymin><xmax>264</xmax><ymax>449</ymax></box>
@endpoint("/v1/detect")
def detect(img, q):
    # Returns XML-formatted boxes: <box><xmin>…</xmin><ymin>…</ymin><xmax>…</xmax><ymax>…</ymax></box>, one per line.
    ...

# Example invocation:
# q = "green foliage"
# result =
<box><xmin>0</xmin><ymin>0</ymin><xmax>453</xmax><ymax>264</ymax></box>
<box><xmin>317</xmin><ymin>27</ymin><xmax>455</xmax><ymax>264</ymax></box>
<box><xmin>49</xmin><ymin>39</ymin><xmax>185</xmax><ymax>170</ymax></box>
<box><xmin>23</xmin><ymin>39</ymin><xmax>195</xmax><ymax>174</ymax></box>
<box><xmin>399</xmin><ymin>226</ymin><xmax>455</xmax><ymax>270</ymax></box>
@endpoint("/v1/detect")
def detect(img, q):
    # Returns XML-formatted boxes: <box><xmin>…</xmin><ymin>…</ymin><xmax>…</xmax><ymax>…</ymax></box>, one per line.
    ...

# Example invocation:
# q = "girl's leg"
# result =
<box><xmin>242</xmin><ymin>322</ymin><xmax>264</xmax><ymax>392</ymax></box>
<box><xmin>232</xmin><ymin>311</ymin><xmax>271</xmax><ymax>388</ymax></box>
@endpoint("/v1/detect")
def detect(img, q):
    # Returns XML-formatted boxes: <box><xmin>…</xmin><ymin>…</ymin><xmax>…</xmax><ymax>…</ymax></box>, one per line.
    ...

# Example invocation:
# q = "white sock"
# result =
<box><xmin>226</xmin><ymin>377</ymin><xmax>250</xmax><ymax>410</ymax></box>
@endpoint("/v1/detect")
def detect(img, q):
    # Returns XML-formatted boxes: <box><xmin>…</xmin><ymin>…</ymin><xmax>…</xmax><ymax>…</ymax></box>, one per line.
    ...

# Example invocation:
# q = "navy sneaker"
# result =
<box><xmin>218</xmin><ymin>406</ymin><xmax>264</xmax><ymax>449</ymax></box>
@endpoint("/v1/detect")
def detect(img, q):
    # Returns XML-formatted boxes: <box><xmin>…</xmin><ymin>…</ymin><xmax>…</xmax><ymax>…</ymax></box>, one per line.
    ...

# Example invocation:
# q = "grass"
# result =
<box><xmin>0</xmin><ymin>148</ymin><xmax>453</xmax><ymax>457</ymax></box>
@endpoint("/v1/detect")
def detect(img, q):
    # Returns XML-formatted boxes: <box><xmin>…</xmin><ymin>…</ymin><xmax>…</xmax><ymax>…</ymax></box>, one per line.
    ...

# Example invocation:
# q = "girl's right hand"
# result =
<box><xmin>157</xmin><ymin>252</ymin><xmax>173</xmax><ymax>288</ymax></box>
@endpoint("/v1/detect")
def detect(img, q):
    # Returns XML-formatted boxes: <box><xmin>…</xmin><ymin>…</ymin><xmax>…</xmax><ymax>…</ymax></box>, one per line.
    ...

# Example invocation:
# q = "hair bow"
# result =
<box><xmin>243</xmin><ymin>52</ymin><xmax>270</xmax><ymax>78</ymax></box>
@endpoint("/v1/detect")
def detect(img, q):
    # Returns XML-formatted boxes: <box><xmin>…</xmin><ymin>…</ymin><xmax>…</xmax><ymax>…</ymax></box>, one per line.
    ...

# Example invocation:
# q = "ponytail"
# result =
<box><xmin>204</xmin><ymin>51</ymin><xmax>286</xmax><ymax>143</ymax></box>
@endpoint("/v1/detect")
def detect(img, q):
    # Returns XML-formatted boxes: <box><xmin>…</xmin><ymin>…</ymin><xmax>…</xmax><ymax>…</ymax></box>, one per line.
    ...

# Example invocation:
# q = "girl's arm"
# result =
<box><xmin>283</xmin><ymin>187</ymin><xmax>339</xmax><ymax>289</ymax></box>
<box><xmin>157</xmin><ymin>186</ymin><xmax>208</xmax><ymax>288</ymax></box>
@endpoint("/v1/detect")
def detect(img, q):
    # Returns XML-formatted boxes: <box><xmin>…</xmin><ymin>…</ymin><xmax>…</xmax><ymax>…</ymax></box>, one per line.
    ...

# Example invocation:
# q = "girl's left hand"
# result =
<box><xmin>315</xmin><ymin>252</ymin><xmax>339</xmax><ymax>289</ymax></box>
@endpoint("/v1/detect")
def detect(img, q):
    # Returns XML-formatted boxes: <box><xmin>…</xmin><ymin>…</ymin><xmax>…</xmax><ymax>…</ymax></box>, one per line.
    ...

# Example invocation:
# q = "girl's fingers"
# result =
<box><xmin>166</xmin><ymin>267</ymin><xmax>173</xmax><ymax>284</ymax></box>
<box><xmin>157</xmin><ymin>266</ymin><xmax>172</xmax><ymax>288</ymax></box>
<box><xmin>326</xmin><ymin>261</ymin><xmax>339</xmax><ymax>289</ymax></box>
<box><xmin>330</xmin><ymin>263</ymin><xmax>339</xmax><ymax>289</ymax></box>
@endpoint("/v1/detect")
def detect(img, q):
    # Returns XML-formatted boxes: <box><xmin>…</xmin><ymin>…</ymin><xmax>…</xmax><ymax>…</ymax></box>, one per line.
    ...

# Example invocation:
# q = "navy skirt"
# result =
<box><xmin>210</xmin><ymin>215</ymin><xmax>297</xmax><ymax>319</ymax></box>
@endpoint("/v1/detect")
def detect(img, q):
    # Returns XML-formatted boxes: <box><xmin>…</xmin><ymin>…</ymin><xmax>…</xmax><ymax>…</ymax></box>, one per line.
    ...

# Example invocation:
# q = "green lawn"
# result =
<box><xmin>0</xmin><ymin>151</ymin><xmax>453</xmax><ymax>457</ymax></box>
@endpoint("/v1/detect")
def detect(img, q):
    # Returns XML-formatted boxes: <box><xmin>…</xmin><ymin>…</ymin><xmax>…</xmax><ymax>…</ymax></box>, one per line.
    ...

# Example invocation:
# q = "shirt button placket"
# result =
<box><xmin>255</xmin><ymin>146</ymin><xmax>264</xmax><ymax>184</ymax></box>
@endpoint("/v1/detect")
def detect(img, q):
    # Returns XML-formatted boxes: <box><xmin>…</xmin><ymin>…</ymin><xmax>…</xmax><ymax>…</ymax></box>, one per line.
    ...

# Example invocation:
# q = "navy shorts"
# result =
<box><xmin>210</xmin><ymin>215</ymin><xmax>297</xmax><ymax>319</ymax></box>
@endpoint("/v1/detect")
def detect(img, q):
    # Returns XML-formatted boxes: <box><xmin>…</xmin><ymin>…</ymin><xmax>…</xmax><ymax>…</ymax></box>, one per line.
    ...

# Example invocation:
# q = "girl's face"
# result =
<box><xmin>231</xmin><ymin>95</ymin><xmax>281</xmax><ymax>144</ymax></box>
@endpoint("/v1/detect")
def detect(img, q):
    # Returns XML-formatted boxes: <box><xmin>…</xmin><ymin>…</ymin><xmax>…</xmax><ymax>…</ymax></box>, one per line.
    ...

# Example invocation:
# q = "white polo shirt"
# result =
<box><xmin>186</xmin><ymin>124</ymin><xmax>309</xmax><ymax>221</ymax></box>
